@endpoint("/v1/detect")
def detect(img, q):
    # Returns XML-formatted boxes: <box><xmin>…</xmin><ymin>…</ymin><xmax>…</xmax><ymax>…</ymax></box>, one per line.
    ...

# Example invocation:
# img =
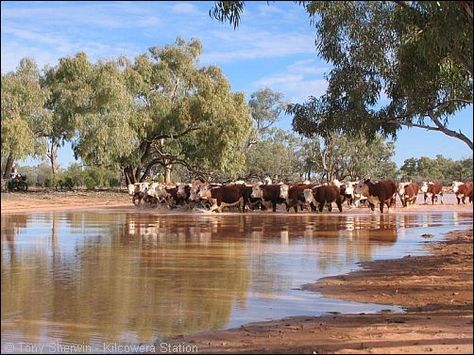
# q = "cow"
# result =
<box><xmin>420</xmin><ymin>181</ymin><xmax>444</xmax><ymax>204</ymax></box>
<box><xmin>282</xmin><ymin>183</ymin><xmax>316</xmax><ymax>213</ymax></box>
<box><xmin>251</xmin><ymin>183</ymin><xmax>287</xmax><ymax>212</ymax></box>
<box><xmin>198</xmin><ymin>183</ymin><xmax>247</xmax><ymax>212</ymax></box>
<box><xmin>398</xmin><ymin>182</ymin><xmax>419</xmax><ymax>207</ymax></box>
<box><xmin>127</xmin><ymin>182</ymin><xmax>149</xmax><ymax>206</ymax></box>
<box><xmin>354</xmin><ymin>179</ymin><xmax>397</xmax><ymax>213</ymax></box>
<box><xmin>452</xmin><ymin>181</ymin><xmax>473</xmax><ymax>204</ymax></box>
<box><xmin>303</xmin><ymin>183</ymin><xmax>343</xmax><ymax>213</ymax></box>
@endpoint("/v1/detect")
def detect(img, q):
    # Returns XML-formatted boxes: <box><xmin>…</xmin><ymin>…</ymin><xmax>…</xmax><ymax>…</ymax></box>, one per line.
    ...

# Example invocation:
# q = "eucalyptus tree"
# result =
<box><xmin>1</xmin><ymin>58</ymin><xmax>50</xmax><ymax>179</ymax></box>
<box><xmin>42</xmin><ymin>53</ymin><xmax>93</xmax><ymax>182</ymax></box>
<box><xmin>210</xmin><ymin>1</ymin><xmax>473</xmax><ymax>148</ymax></box>
<box><xmin>67</xmin><ymin>38</ymin><xmax>251</xmax><ymax>183</ymax></box>
<box><xmin>246</xmin><ymin>88</ymin><xmax>286</xmax><ymax>148</ymax></box>
<box><xmin>298</xmin><ymin>132</ymin><xmax>397</xmax><ymax>182</ymax></box>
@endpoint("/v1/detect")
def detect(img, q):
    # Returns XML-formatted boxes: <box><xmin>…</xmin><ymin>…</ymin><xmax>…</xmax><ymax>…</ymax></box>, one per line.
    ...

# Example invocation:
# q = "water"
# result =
<box><xmin>1</xmin><ymin>210</ymin><xmax>472</xmax><ymax>352</ymax></box>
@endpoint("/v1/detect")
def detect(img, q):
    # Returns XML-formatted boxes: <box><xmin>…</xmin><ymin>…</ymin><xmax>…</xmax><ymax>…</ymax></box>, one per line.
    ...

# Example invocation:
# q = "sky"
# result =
<box><xmin>1</xmin><ymin>1</ymin><xmax>472</xmax><ymax>168</ymax></box>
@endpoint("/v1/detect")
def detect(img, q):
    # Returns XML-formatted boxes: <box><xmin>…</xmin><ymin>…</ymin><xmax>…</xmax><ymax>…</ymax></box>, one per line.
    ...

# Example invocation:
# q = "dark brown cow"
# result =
<box><xmin>304</xmin><ymin>184</ymin><xmax>343</xmax><ymax>212</ymax></box>
<box><xmin>284</xmin><ymin>183</ymin><xmax>316</xmax><ymax>212</ymax></box>
<box><xmin>199</xmin><ymin>184</ymin><xmax>247</xmax><ymax>212</ymax></box>
<box><xmin>251</xmin><ymin>184</ymin><xmax>287</xmax><ymax>212</ymax></box>
<box><xmin>355</xmin><ymin>179</ymin><xmax>397</xmax><ymax>213</ymax></box>
<box><xmin>452</xmin><ymin>181</ymin><xmax>473</xmax><ymax>204</ymax></box>
<box><xmin>398</xmin><ymin>182</ymin><xmax>419</xmax><ymax>207</ymax></box>
<box><xmin>420</xmin><ymin>181</ymin><xmax>444</xmax><ymax>204</ymax></box>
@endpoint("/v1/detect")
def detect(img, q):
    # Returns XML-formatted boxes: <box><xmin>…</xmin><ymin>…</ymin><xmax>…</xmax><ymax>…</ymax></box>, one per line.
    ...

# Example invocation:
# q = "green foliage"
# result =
<box><xmin>1</xmin><ymin>59</ymin><xmax>50</xmax><ymax>161</ymax></box>
<box><xmin>246</xmin><ymin>88</ymin><xmax>286</xmax><ymax>147</ymax></box>
<box><xmin>399</xmin><ymin>155</ymin><xmax>473</xmax><ymax>183</ymax></box>
<box><xmin>245</xmin><ymin>128</ymin><xmax>302</xmax><ymax>181</ymax></box>
<box><xmin>211</xmin><ymin>1</ymin><xmax>473</xmax><ymax>148</ymax></box>
<box><xmin>297</xmin><ymin>132</ymin><xmax>397</xmax><ymax>182</ymax></box>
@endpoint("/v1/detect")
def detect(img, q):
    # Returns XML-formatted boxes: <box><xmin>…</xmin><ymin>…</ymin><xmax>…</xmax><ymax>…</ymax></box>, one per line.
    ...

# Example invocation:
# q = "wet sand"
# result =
<box><xmin>174</xmin><ymin>229</ymin><xmax>473</xmax><ymax>354</ymax></box>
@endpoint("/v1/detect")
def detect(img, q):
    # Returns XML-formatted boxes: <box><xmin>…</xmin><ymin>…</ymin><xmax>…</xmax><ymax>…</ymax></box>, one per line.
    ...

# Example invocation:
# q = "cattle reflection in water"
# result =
<box><xmin>2</xmin><ymin>210</ymin><xmax>471</xmax><ymax>350</ymax></box>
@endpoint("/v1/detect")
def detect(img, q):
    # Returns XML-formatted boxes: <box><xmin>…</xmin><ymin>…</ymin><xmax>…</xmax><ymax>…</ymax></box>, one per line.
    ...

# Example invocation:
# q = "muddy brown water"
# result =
<box><xmin>1</xmin><ymin>210</ymin><xmax>472</xmax><ymax>352</ymax></box>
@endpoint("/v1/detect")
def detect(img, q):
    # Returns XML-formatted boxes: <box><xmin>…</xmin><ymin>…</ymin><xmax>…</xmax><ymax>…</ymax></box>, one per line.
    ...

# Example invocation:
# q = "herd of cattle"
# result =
<box><xmin>127</xmin><ymin>179</ymin><xmax>473</xmax><ymax>213</ymax></box>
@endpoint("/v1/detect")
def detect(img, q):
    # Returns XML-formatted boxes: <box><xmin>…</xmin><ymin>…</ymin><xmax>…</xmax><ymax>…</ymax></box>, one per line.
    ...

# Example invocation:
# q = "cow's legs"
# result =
<box><xmin>368</xmin><ymin>202</ymin><xmax>375</xmax><ymax>211</ymax></box>
<box><xmin>440</xmin><ymin>193</ymin><xmax>444</xmax><ymax>204</ymax></box>
<box><xmin>336</xmin><ymin>200</ymin><xmax>343</xmax><ymax>212</ymax></box>
<box><xmin>318</xmin><ymin>203</ymin><xmax>324</xmax><ymax>212</ymax></box>
<box><xmin>272</xmin><ymin>201</ymin><xmax>277</xmax><ymax>212</ymax></box>
<box><xmin>424</xmin><ymin>193</ymin><xmax>428</xmax><ymax>204</ymax></box>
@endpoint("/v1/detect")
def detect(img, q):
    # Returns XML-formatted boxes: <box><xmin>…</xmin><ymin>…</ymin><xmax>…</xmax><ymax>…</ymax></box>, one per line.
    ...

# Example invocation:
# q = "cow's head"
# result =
<box><xmin>303</xmin><ymin>188</ymin><xmax>314</xmax><ymax>205</ymax></box>
<box><xmin>189</xmin><ymin>181</ymin><xmax>203</xmax><ymax>201</ymax></box>
<box><xmin>420</xmin><ymin>181</ymin><xmax>429</xmax><ymax>193</ymax></box>
<box><xmin>332</xmin><ymin>179</ymin><xmax>341</xmax><ymax>188</ymax></box>
<box><xmin>263</xmin><ymin>177</ymin><xmax>272</xmax><ymax>185</ymax></box>
<box><xmin>251</xmin><ymin>183</ymin><xmax>263</xmax><ymax>199</ymax></box>
<box><xmin>177</xmin><ymin>183</ymin><xmax>187</xmax><ymax>198</ymax></box>
<box><xmin>279</xmin><ymin>184</ymin><xmax>290</xmax><ymax>199</ymax></box>
<box><xmin>198</xmin><ymin>183</ymin><xmax>212</xmax><ymax>200</ymax></box>
<box><xmin>344</xmin><ymin>181</ymin><xmax>355</xmax><ymax>196</ymax></box>
<box><xmin>354</xmin><ymin>181</ymin><xmax>369</xmax><ymax>197</ymax></box>
<box><xmin>451</xmin><ymin>181</ymin><xmax>463</xmax><ymax>193</ymax></box>
<box><xmin>398</xmin><ymin>182</ymin><xmax>409</xmax><ymax>196</ymax></box>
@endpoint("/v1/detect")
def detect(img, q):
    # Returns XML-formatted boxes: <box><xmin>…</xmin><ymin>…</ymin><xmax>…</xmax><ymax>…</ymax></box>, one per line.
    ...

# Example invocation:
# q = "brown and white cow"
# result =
<box><xmin>420</xmin><ymin>181</ymin><xmax>444</xmax><ymax>204</ymax></box>
<box><xmin>282</xmin><ymin>182</ymin><xmax>316</xmax><ymax>213</ymax></box>
<box><xmin>355</xmin><ymin>179</ymin><xmax>397</xmax><ymax>213</ymax></box>
<box><xmin>303</xmin><ymin>183</ymin><xmax>343</xmax><ymax>213</ymax></box>
<box><xmin>251</xmin><ymin>183</ymin><xmax>287</xmax><ymax>212</ymax></box>
<box><xmin>452</xmin><ymin>181</ymin><xmax>473</xmax><ymax>204</ymax></box>
<box><xmin>198</xmin><ymin>183</ymin><xmax>248</xmax><ymax>212</ymax></box>
<box><xmin>398</xmin><ymin>182</ymin><xmax>419</xmax><ymax>207</ymax></box>
<box><xmin>127</xmin><ymin>182</ymin><xmax>149</xmax><ymax>206</ymax></box>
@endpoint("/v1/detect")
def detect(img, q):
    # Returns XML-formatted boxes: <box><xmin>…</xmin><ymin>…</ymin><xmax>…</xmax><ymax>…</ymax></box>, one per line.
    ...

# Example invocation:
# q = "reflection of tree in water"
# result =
<box><xmin>2</xmin><ymin>211</ymin><xmax>251</xmax><ymax>346</ymax></box>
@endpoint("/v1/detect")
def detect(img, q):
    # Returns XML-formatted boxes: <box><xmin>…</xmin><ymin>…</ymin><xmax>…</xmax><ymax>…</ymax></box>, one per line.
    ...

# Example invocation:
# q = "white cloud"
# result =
<box><xmin>169</xmin><ymin>2</ymin><xmax>201</xmax><ymax>15</ymax></box>
<box><xmin>200</xmin><ymin>30</ymin><xmax>315</xmax><ymax>64</ymax></box>
<box><xmin>252</xmin><ymin>59</ymin><xmax>329</xmax><ymax>103</ymax></box>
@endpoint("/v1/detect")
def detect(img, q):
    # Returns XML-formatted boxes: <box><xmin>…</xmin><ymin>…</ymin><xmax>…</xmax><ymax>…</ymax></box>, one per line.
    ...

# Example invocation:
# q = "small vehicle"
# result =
<box><xmin>8</xmin><ymin>174</ymin><xmax>28</xmax><ymax>192</ymax></box>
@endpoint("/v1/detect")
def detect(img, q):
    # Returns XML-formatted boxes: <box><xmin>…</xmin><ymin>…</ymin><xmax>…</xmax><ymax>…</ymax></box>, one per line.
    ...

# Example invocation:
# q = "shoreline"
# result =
<box><xmin>170</xmin><ymin>229</ymin><xmax>473</xmax><ymax>354</ymax></box>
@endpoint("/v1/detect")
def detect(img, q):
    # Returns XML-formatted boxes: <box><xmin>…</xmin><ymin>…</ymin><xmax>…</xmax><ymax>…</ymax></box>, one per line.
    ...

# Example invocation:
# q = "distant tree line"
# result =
<box><xmin>399</xmin><ymin>155</ymin><xmax>473</xmax><ymax>184</ymax></box>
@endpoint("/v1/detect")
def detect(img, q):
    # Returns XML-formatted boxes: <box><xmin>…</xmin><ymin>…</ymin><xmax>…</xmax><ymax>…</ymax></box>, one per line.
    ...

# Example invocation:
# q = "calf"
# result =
<box><xmin>398</xmin><ymin>182</ymin><xmax>419</xmax><ymax>207</ymax></box>
<box><xmin>251</xmin><ymin>183</ymin><xmax>287</xmax><ymax>212</ymax></box>
<box><xmin>452</xmin><ymin>181</ymin><xmax>473</xmax><ymax>204</ymax></box>
<box><xmin>355</xmin><ymin>179</ymin><xmax>397</xmax><ymax>213</ymax></box>
<box><xmin>304</xmin><ymin>184</ymin><xmax>343</xmax><ymax>212</ymax></box>
<box><xmin>420</xmin><ymin>181</ymin><xmax>444</xmax><ymax>204</ymax></box>
<box><xmin>199</xmin><ymin>183</ymin><xmax>247</xmax><ymax>212</ymax></box>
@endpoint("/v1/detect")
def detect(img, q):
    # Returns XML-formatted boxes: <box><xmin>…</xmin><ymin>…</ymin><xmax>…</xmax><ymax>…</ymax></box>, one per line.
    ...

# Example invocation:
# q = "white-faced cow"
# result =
<box><xmin>303</xmin><ymin>183</ymin><xmax>343</xmax><ymax>212</ymax></box>
<box><xmin>452</xmin><ymin>181</ymin><xmax>473</xmax><ymax>204</ymax></box>
<box><xmin>251</xmin><ymin>183</ymin><xmax>287</xmax><ymax>212</ymax></box>
<box><xmin>398</xmin><ymin>182</ymin><xmax>419</xmax><ymax>207</ymax></box>
<box><xmin>127</xmin><ymin>182</ymin><xmax>149</xmax><ymax>206</ymax></box>
<box><xmin>420</xmin><ymin>181</ymin><xmax>444</xmax><ymax>204</ymax></box>
<box><xmin>355</xmin><ymin>179</ymin><xmax>397</xmax><ymax>213</ymax></box>
<box><xmin>283</xmin><ymin>183</ymin><xmax>316</xmax><ymax>213</ymax></box>
<box><xmin>199</xmin><ymin>183</ymin><xmax>248</xmax><ymax>212</ymax></box>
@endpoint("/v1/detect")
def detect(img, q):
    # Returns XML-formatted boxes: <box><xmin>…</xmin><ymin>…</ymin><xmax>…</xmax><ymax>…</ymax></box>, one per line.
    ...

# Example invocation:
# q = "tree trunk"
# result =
<box><xmin>165</xmin><ymin>163</ymin><xmax>172</xmax><ymax>183</ymax></box>
<box><xmin>2</xmin><ymin>153</ymin><xmax>14</xmax><ymax>179</ymax></box>
<box><xmin>48</xmin><ymin>143</ymin><xmax>58</xmax><ymax>185</ymax></box>
<box><xmin>124</xmin><ymin>166</ymin><xmax>138</xmax><ymax>185</ymax></box>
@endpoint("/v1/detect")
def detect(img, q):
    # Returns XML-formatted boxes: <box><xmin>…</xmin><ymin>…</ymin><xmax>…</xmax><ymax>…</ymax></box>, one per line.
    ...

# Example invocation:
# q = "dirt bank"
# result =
<box><xmin>1</xmin><ymin>191</ymin><xmax>131</xmax><ymax>213</ymax></box>
<box><xmin>172</xmin><ymin>230</ymin><xmax>473</xmax><ymax>354</ymax></box>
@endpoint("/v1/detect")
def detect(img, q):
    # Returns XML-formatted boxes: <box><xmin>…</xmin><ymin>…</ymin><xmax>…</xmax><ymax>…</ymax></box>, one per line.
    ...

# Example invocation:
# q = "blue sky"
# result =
<box><xmin>2</xmin><ymin>1</ymin><xmax>472</xmax><ymax>168</ymax></box>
